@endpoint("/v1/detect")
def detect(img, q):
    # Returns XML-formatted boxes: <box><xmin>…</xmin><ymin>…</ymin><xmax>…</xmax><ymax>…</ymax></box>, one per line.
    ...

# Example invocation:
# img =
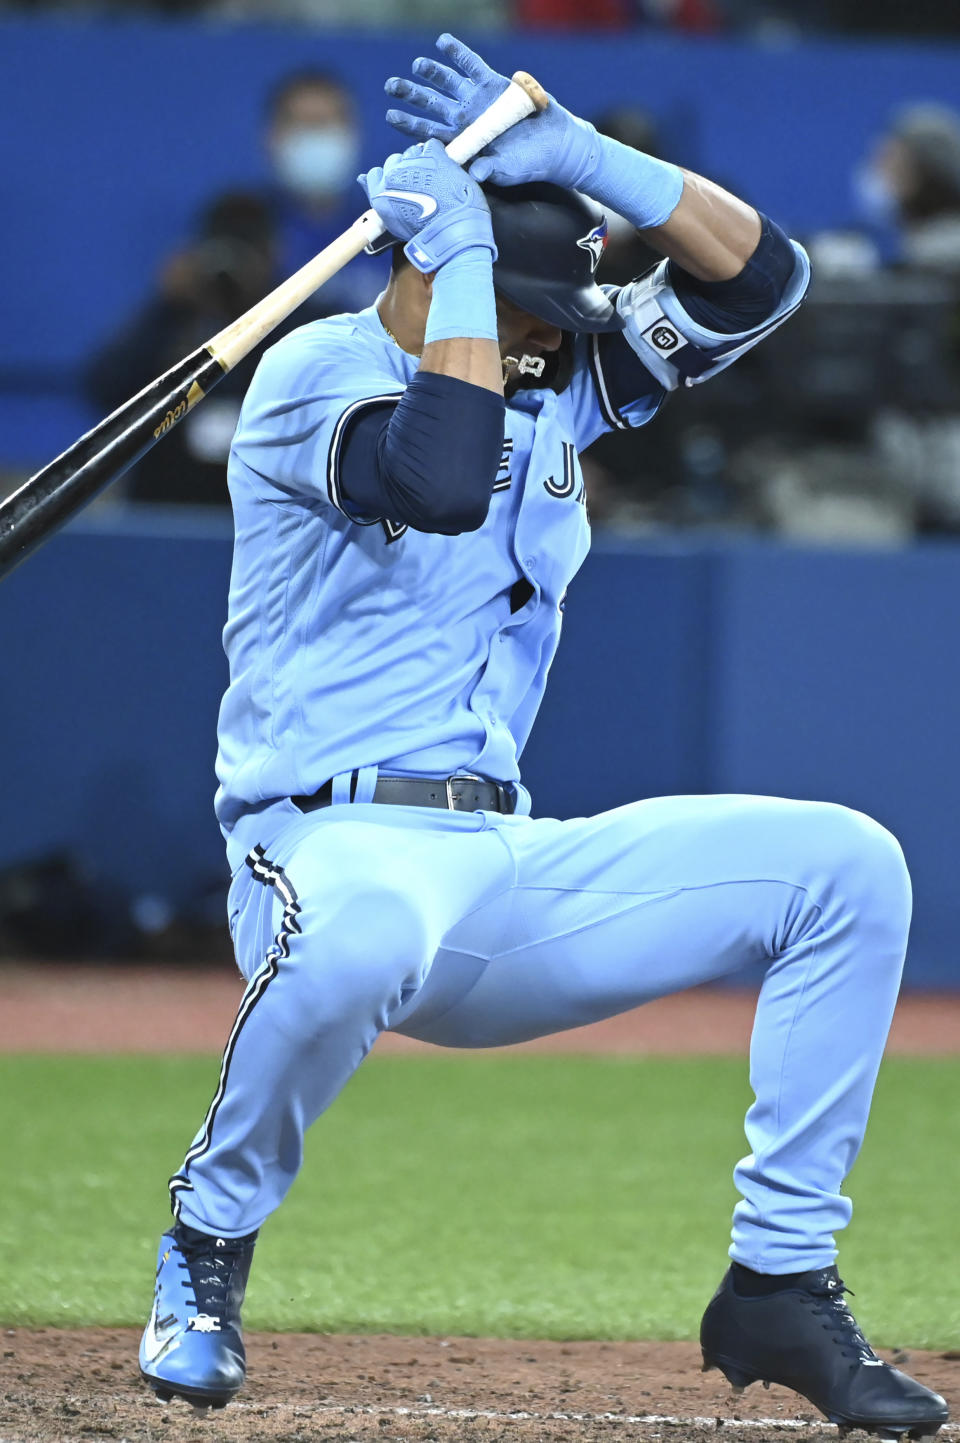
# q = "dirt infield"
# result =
<box><xmin>3</xmin><ymin>1329</ymin><xmax>958</xmax><ymax>1443</ymax></box>
<box><xmin>1</xmin><ymin>963</ymin><xmax>958</xmax><ymax>1055</ymax></box>
<box><xmin>3</xmin><ymin>967</ymin><xmax>957</xmax><ymax>1442</ymax></box>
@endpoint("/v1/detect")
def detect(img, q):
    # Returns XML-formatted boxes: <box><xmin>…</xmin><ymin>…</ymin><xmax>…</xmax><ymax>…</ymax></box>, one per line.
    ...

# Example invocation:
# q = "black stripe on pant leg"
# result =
<box><xmin>168</xmin><ymin>845</ymin><xmax>302</xmax><ymax>1218</ymax></box>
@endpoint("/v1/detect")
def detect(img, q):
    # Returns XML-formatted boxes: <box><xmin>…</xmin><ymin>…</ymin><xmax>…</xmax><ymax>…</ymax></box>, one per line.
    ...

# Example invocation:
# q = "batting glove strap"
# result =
<box><xmin>359</xmin><ymin>138</ymin><xmax>497</xmax><ymax>267</ymax></box>
<box><xmin>425</xmin><ymin>248</ymin><xmax>499</xmax><ymax>344</ymax></box>
<box><xmin>404</xmin><ymin>208</ymin><xmax>497</xmax><ymax>274</ymax></box>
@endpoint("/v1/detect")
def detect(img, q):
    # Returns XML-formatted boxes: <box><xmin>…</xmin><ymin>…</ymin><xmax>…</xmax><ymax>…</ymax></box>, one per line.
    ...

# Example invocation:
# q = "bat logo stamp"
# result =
<box><xmin>154</xmin><ymin>397</ymin><xmax>188</xmax><ymax>439</ymax></box>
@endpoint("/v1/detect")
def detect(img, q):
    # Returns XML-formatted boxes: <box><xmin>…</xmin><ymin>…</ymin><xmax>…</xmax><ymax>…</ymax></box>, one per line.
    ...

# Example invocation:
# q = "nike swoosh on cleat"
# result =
<box><xmin>141</xmin><ymin>1303</ymin><xmax>181</xmax><ymax>1367</ymax></box>
<box><xmin>378</xmin><ymin>189</ymin><xmax>438</xmax><ymax>219</ymax></box>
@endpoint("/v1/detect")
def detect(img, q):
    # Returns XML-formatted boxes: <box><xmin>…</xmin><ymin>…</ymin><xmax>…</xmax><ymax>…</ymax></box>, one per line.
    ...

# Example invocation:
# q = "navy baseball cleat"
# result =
<box><xmin>139</xmin><ymin>1221</ymin><xmax>258</xmax><ymax>1409</ymax></box>
<box><xmin>701</xmin><ymin>1265</ymin><xmax>949</xmax><ymax>1441</ymax></box>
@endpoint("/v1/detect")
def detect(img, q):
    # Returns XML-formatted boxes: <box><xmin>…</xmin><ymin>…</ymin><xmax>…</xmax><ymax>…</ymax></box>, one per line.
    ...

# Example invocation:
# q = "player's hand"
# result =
<box><xmin>358</xmin><ymin>138</ymin><xmax>496</xmax><ymax>273</ymax></box>
<box><xmin>385</xmin><ymin>33</ymin><xmax>600</xmax><ymax>191</ymax></box>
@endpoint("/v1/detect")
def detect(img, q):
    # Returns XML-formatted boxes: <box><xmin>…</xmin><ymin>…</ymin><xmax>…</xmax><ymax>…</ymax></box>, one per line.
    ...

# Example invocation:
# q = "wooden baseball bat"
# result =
<box><xmin>0</xmin><ymin>71</ymin><xmax>547</xmax><ymax>582</ymax></box>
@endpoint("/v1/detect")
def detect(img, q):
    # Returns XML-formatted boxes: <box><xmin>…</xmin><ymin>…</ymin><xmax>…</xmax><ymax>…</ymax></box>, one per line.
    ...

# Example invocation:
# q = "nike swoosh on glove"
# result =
<box><xmin>358</xmin><ymin>138</ymin><xmax>497</xmax><ymax>272</ymax></box>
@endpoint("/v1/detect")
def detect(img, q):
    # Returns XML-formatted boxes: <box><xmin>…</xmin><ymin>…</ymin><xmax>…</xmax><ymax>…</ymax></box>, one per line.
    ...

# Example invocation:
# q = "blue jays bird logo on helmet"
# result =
<box><xmin>576</xmin><ymin>218</ymin><xmax>608</xmax><ymax>274</ymax></box>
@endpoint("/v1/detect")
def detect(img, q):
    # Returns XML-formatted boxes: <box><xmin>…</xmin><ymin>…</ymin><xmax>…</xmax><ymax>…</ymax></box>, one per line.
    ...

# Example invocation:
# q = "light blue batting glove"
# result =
<box><xmin>385</xmin><ymin>33</ymin><xmax>598</xmax><ymax>192</ymax></box>
<box><xmin>358</xmin><ymin>138</ymin><xmax>496</xmax><ymax>273</ymax></box>
<box><xmin>385</xmin><ymin>33</ymin><xmax>684</xmax><ymax>230</ymax></box>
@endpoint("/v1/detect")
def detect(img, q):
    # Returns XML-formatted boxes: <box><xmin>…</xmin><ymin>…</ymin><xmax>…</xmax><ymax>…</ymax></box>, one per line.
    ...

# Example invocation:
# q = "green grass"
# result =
<box><xmin>0</xmin><ymin>1054</ymin><xmax>956</xmax><ymax>1347</ymax></box>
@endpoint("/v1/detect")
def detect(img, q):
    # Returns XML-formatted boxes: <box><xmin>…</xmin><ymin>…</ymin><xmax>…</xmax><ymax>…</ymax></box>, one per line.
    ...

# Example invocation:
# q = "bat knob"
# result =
<box><xmin>510</xmin><ymin>71</ymin><xmax>549</xmax><ymax>113</ymax></box>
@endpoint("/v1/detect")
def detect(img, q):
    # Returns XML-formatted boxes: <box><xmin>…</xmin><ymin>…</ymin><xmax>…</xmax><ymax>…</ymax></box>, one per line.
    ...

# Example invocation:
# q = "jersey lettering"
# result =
<box><xmin>543</xmin><ymin>442</ymin><xmax>577</xmax><ymax>499</ymax></box>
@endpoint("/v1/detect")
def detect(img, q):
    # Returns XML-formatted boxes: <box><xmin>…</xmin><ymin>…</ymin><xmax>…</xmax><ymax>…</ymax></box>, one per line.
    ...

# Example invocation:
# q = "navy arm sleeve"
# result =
<box><xmin>337</xmin><ymin>371</ymin><xmax>505</xmax><ymax>535</ymax></box>
<box><xmin>595</xmin><ymin>212</ymin><xmax>795</xmax><ymax>415</ymax></box>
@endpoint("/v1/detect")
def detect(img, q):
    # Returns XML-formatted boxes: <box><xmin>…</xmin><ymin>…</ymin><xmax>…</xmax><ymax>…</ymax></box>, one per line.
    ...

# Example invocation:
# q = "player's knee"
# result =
<box><xmin>805</xmin><ymin>803</ymin><xmax>912</xmax><ymax>948</ymax></box>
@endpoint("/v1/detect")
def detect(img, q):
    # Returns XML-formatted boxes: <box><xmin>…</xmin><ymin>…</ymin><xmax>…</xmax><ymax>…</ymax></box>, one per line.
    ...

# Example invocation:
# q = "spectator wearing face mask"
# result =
<box><xmin>84</xmin><ymin>70</ymin><xmax>389</xmax><ymax>506</ymax></box>
<box><xmin>265</xmin><ymin>69</ymin><xmax>388</xmax><ymax>317</ymax></box>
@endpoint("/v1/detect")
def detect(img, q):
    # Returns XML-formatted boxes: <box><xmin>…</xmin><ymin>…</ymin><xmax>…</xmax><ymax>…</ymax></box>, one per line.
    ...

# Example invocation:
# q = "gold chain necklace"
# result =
<box><xmin>381</xmin><ymin>318</ymin><xmax>421</xmax><ymax>358</ymax></box>
<box><xmin>381</xmin><ymin>315</ymin><xmax>518</xmax><ymax>387</ymax></box>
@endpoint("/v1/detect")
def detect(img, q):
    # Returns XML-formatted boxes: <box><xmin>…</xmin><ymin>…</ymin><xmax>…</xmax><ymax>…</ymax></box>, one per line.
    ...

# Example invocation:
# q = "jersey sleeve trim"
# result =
<box><xmin>588</xmin><ymin>331</ymin><xmax>629</xmax><ymax>432</ymax></box>
<box><xmin>326</xmin><ymin>391</ymin><xmax>403</xmax><ymax>521</ymax></box>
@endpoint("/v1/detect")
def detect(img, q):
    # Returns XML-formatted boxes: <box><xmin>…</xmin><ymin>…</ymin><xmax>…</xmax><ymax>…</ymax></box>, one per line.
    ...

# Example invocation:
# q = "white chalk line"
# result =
<box><xmin>221</xmin><ymin>1400</ymin><xmax>960</xmax><ymax>1434</ymax></box>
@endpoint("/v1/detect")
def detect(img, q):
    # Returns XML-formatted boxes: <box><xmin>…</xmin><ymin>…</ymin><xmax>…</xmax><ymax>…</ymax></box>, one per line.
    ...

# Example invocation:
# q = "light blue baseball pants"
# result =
<box><xmin>171</xmin><ymin>793</ymin><xmax>911</xmax><ymax>1273</ymax></box>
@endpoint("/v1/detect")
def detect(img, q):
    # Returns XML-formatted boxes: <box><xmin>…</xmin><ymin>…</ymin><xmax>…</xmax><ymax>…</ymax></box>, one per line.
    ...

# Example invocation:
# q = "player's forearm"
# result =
<box><xmin>666</xmin><ymin>214</ymin><xmax>798</xmax><ymax>332</ymax></box>
<box><xmin>420</xmin><ymin>336</ymin><xmax>503</xmax><ymax>394</ymax></box>
<box><xmin>419</xmin><ymin>249</ymin><xmax>504</xmax><ymax>396</ymax></box>
<box><xmin>640</xmin><ymin>172</ymin><xmax>762</xmax><ymax>282</ymax></box>
<box><xmin>578</xmin><ymin>133</ymin><xmax>760</xmax><ymax>282</ymax></box>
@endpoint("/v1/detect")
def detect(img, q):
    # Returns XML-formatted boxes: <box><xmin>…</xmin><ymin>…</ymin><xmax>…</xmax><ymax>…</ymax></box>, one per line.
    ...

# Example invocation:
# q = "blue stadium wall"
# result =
<box><xmin>2</xmin><ymin>516</ymin><xmax>958</xmax><ymax>987</ymax></box>
<box><xmin>3</xmin><ymin>24</ymin><xmax>960</xmax><ymax>983</ymax></box>
<box><xmin>2</xmin><ymin>19</ymin><xmax>960</xmax><ymax>463</ymax></box>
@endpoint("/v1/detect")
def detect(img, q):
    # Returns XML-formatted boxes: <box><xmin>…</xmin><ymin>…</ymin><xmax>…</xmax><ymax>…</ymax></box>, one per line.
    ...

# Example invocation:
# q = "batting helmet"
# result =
<box><xmin>486</xmin><ymin>182</ymin><xmax>624</xmax><ymax>335</ymax></box>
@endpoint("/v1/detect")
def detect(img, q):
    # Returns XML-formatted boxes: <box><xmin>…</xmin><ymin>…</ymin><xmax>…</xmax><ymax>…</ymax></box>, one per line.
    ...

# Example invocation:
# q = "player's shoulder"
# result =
<box><xmin>251</xmin><ymin>303</ymin><xmax>392</xmax><ymax>395</ymax></box>
<box><xmin>255</xmin><ymin>306</ymin><xmax>389</xmax><ymax>387</ymax></box>
<box><xmin>239</xmin><ymin>301</ymin><xmax>404</xmax><ymax>435</ymax></box>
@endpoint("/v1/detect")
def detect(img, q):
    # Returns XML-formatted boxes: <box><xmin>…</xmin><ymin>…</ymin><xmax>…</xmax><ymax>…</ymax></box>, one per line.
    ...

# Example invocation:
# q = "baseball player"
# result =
<box><xmin>139</xmin><ymin>35</ymin><xmax>948</xmax><ymax>1440</ymax></box>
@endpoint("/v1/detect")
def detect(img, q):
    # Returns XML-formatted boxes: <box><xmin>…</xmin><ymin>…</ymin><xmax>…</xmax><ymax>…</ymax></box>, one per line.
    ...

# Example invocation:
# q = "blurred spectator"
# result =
<box><xmin>86</xmin><ymin>70</ymin><xmax>388</xmax><ymax>505</ymax></box>
<box><xmin>514</xmin><ymin>0</ymin><xmax>723</xmax><ymax>29</ymax></box>
<box><xmin>1</xmin><ymin>0</ymin><xmax>959</xmax><ymax>34</ymax></box>
<box><xmin>584</xmin><ymin>96</ymin><xmax>960</xmax><ymax>542</ymax></box>
<box><xmin>262</xmin><ymin>69</ymin><xmax>385</xmax><ymax>308</ymax></box>
<box><xmin>852</xmin><ymin>104</ymin><xmax>960</xmax><ymax>274</ymax></box>
<box><xmin>209</xmin><ymin>0</ymin><xmax>508</xmax><ymax>24</ymax></box>
<box><xmin>727</xmin><ymin>104</ymin><xmax>960</xmax><ymax>542</ymax></box>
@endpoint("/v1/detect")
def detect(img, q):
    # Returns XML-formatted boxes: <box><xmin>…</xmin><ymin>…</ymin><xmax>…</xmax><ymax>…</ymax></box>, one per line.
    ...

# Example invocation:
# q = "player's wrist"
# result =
<box><xmin>580</xmin><ymin>135</ymin><xmax>685</xmax><ymax>231</ymax></box>
<box><xmin>424</xmin><ymin>249</ymin><xmax>498</xmax><ymax>345</ymax></box>
<box><xmin>549</xmin><ymin>108</ymin><xmax>604</xmax><ymax>191</ymax></box>
<box><xmin>403</xmin><ymin>208</ymin><xmax>497</xmax><ymax>275</ymax></box>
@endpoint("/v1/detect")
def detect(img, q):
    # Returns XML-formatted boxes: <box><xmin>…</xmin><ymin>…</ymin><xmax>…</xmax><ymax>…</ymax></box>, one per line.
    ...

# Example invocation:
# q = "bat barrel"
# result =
<box><xmin>0</xmin><ymin>348</ymin><xmax>226</xmax><ymax>581</ymax></box>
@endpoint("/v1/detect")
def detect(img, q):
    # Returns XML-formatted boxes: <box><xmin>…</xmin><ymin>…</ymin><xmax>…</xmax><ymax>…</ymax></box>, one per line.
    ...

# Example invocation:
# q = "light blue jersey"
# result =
<box><xmin>216</xmin><ymin>245</ymin><xmax>810</xmax><ymax>838</ymax></box>
<box><xmin>215</xmin><ymin>302</ymin><xmax>658</xmax><ymax>833</ymax></box>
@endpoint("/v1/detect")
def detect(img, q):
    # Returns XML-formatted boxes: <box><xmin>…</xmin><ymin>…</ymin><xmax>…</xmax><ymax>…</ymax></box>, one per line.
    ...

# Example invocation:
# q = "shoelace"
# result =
<box><xmin>805</xmin><ymin>1276</ymin><xmax>880</xmax><ymax>1366</ymax></box>
<box><xmin>176</xmin><ymin>1234</ymin><xmax>248</xmax><ymax>1320</ymax></box>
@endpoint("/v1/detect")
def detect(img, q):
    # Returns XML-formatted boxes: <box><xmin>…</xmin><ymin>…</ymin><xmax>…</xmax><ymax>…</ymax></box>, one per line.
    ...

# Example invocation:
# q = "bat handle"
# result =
<box><xmin>360</xmin><ymin>70</ymin><xmax>550</xmax><ymax>250</ymax></box>
<box><xmin>445</xmin><ymin>70</ymin><xmax>548</xmax><ymax>164</ymax></box>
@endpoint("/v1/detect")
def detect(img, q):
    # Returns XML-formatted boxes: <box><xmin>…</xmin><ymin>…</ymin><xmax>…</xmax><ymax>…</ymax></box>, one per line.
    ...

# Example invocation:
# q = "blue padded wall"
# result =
<box><xmin>2</xmin><ymin>516</ymin><xmax>958</xmax><ymax>985</ymax></box>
